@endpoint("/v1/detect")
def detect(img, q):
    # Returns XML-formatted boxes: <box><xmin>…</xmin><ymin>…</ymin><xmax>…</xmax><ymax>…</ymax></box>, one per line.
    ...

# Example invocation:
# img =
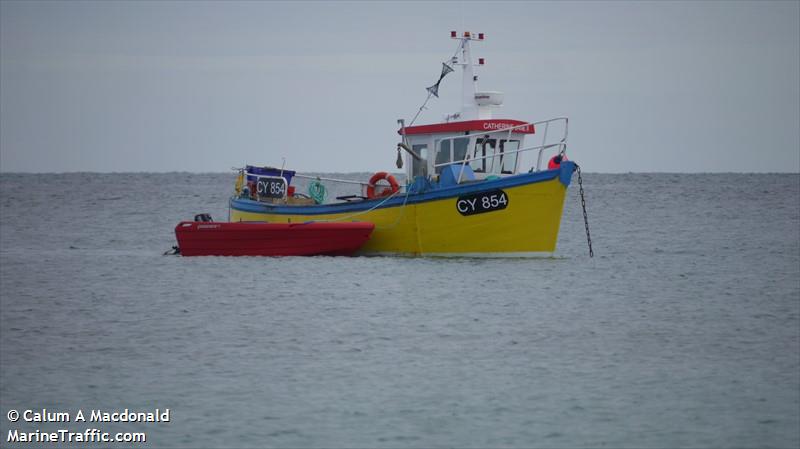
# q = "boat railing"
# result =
<box><xmin>235</xmin><ymin>167</ymin><xmax>382</xmax><ymax>190</ymax></box>
<box><xmin>433</xmin><ymin>117</ymin><xmax>568</xmax><ymax>182</ymax></box>
<box><xmin>236</xmin><ymin>169</ymin><xmax>398</xmax><ymax>205</ymax></box>
<box><xmin>292</xmin><ymin>173</ymin><xmax>374</xmax><ymax>188</ymax></box>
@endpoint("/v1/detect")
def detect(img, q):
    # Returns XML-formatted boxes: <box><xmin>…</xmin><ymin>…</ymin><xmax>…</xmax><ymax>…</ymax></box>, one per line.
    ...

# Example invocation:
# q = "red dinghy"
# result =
<box><xmin>174</xmin><ymin>221</ymin><xmax>375</xmax><ymax>256</ymax></box>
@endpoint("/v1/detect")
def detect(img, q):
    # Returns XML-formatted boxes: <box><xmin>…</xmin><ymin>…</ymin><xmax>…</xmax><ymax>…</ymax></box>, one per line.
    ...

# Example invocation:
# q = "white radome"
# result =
<box><xmin>475</xmin><ymin>91</ymin><xmax>504</xmax><ymax>106</ymax></box>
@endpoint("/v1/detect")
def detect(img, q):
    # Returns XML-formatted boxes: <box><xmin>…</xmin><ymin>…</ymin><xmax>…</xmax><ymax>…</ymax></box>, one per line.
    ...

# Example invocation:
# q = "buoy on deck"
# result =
<box><xmin>548</xmin><ymin>154</ymin><xmax>567</xmax><ymax>170</ymax></box>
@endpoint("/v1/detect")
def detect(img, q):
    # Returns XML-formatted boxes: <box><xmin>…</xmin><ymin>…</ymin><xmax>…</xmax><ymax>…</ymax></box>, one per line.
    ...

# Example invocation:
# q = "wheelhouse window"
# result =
<box><xmin>470</xmin><ymin>137</ymin><xmax>521</xmax><ymax>174</ymax></box>
<box><xmin>435</xmin><ymin>137</ymin><xmax>470</xmax><ymax>174</ymax></box>
<box><xmin>453</xmin><ymin>138</ymin><xmax>469</xmax><ymax>166</ymax></box>
<box><xmin>500</xmin><ymin>140</ymin><xmax>520</xmax><ymax>174</ymax></box>
<box><xmin>435</xmin><ymin>140</ymin><xmax>451</xmax><ymax>174</ymax></box>
<box><xmin>411</xmin><ymin>144</ymin><xmax>428</xmax><ymax>178</ymax></box>
<box><xmin>471</xmin><ymin>137</ymin><xmax>496</xmax><ymax>173</ymax></box>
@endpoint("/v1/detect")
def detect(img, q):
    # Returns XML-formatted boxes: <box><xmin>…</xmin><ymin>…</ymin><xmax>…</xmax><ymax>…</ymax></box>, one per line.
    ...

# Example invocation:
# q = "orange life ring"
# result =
<box><xmin>366</xmin><ymin>172</ymin><xmax>400</xmax><ymax>199</ymax></box>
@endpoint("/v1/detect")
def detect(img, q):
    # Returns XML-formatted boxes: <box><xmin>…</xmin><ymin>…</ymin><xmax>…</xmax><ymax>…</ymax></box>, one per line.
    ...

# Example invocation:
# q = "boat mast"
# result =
<box><xmin>452</xmin><ymin>31</ymin><xmax>485</xmax><ymax>121</ymax></box>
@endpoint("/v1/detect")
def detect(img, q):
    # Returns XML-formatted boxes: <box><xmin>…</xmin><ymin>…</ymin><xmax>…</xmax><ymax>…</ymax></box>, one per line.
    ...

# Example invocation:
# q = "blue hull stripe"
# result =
<box><xmin>231</xmin><ymin>162</ymin><xmax>574</xmax><ymax>216</ymax></box>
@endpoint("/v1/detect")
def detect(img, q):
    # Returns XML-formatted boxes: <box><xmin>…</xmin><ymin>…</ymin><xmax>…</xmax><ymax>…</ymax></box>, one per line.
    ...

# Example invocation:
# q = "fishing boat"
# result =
<box><xmin>174</xmin><ymin>217</ymin><xmax>374</xmax><ymax>256</ymax></box>
<box><xmin>229</xmin><ymin>31</ymin><xmax>587</xmax><ymax>257</ymax></box>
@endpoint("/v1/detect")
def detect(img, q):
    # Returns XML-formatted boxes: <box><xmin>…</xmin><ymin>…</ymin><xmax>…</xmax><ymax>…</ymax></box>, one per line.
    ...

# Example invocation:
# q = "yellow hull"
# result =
<box><xmin>230</xmin><ymin>175</ymin><xmax>569</xmax><ymax>256</ymax></box>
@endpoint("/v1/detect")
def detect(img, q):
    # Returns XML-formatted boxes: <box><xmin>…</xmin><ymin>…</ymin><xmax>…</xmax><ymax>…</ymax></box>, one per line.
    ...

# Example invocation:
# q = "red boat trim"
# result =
<box><xmin>399</xmin><ymin>119</ymin><xmax>535</xmax><ymax>135</ymax></box>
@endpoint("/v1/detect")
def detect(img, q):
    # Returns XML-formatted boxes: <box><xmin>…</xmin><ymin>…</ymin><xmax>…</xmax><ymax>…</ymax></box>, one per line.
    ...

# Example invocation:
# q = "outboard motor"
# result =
<box><xmin>194</xmin><ymin>213</ymin><xmax>213</xmax><ymax>222</ymax></box>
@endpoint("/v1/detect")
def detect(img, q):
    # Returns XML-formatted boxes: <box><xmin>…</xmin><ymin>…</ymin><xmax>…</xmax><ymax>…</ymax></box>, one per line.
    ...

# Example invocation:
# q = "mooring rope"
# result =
<box><xmin>323</xmin><ymin>188</ymin><xmax>410</xmax><ymax>226</ymax></box>
<box><xmin>575</xmin><ymin>164</ymin><xmax>594</xmax><ymax>258</ymax></box>
<box><xmin>308</xmin><ymin>179</ymin><xmax>327</xmax><ymax>204</ymax></box>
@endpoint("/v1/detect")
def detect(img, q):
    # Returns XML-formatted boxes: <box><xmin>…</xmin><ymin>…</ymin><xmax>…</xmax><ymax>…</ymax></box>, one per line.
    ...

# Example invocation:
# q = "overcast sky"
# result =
<box><xmin>1</xmin><ymin>1</ymin><xmax>798</xmax><ymax>173</ymax></box>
